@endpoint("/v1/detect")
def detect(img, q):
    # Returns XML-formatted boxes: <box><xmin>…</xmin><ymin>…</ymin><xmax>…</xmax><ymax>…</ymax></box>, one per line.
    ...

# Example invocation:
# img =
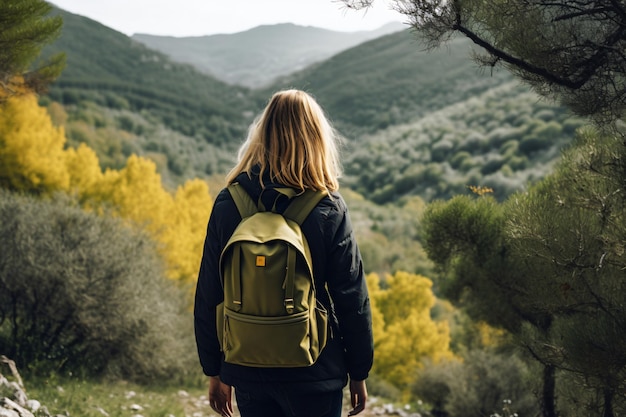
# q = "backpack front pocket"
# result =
<box><xmin>223</xmin><ymin>308</ymin><xmax>315</xmax><ymax>367</ymax></box>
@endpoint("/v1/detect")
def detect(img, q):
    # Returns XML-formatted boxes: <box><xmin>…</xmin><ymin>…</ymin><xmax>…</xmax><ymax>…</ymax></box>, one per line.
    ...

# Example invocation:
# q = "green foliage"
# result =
<box><xmin>0</xmin><ymin>191</ymin><xmax>196</xmax><ymax>382</ymax></box>
<box><xmin>364</xmin><ymin>373</ymin><xmax>403</xmax><ymax>402</ymax></box>
<box><xmin>39</xmin><ymin>11</ymin><xmax>584</xmax><ymax>210</ymax></box>
<box><xmin>422</xmin><ymin>125</ymin><xmax>626</xmax><ymax>415</ymax></box>
<box><xmin>48</xmin><ymin>100</ymin><xmax>235</xmax><ymax>186</ymax></box>
<box><xmin>341</xmin><ymin>189</ymin><xmax>433</xmax><ymax>276</ymax></box>
<box><xmin>503</xmin><ymin>126</ymin><xmax>626</xmax><ymax>414</ymax></box>
<box><xmin>342</xmin><ymin>82</ymin><xmax>584</xmax><ymax>204</ymax></box>
<box><xmin>0</xmin><ymin>0</ymin><xmax>65</xmax><ymax>99</ymax></box>
<box><xmin>413</xmin><ymin>351</ymin><xmax>540</xmax><ymax>417</ymax></box>
<box><xmin>421</xmin><ymin>195</ymin><xmax>523</xmax><ymax>330</ymax></box>
<box><xmin>41</xmin><ymin>8</ymin><xmax>250</xmax><ymax>148</ymax></box>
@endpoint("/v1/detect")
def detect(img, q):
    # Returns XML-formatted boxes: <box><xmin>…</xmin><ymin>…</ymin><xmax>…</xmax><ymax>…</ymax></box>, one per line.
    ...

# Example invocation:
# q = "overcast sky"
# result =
<box><xmin>50</xmin><ymin>0</ymin><xmax>404</xmax><ymax>37</ymax></box>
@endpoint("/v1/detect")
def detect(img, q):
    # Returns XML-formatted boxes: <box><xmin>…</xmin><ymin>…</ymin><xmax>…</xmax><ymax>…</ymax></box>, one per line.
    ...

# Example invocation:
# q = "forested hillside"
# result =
<box><xmin>263</xmin><ymin>31</ymin><xmax>583</xmax><ymax>201</ymax></box>
<box><xmin>133</xmin><ymin>22</ymin><xmax>404</xmax><ymax>88</ymax></box>
<box><xmin>264</xmin><ymin>32</ymin><xmax>514</xmax><ymax>136</ymax></box>
<box><xmin>41</xmin><ymin>8</ymin><xmax>253</xmax><ymax>148</ymax></box>
<box><xmin>342</xmin><ymin>82</ymin><xmax>584</xmax><ymax>203</ymax></box>
<box><xmin>40</xmin><ymin>9</ymin><xmax>580</xmax><ymax>206</ymax></box>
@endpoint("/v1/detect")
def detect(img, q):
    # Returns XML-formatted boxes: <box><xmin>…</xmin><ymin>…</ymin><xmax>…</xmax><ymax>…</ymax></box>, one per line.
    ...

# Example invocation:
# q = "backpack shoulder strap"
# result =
<box><xmin>282</xmin><ymin>189</ymin><xmax>328</xmax><ymax>225</ymax></box>
<box><xmin>227</xmin><ymin>183</ymin><xmax>258</xmax><ymax>219</ymax></box>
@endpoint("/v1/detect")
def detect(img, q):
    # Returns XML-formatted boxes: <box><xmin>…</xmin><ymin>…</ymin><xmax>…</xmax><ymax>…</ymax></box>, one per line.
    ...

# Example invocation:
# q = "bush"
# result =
<box><xmin>519</xmin><ymin>135</ymin><xmax>553</xmax><ymax>154</ymax></box>
<box><xmin>0</xmin><ymin>191</ymin><xmax>196</xmax><ymax>382</ymax></box>
<box><xmin>366</xmin><ymin>372</ymin><xmax>402</xmax><ymax>401</ymax></box>
<box><xmin>413</xmin><ymin>350</ymin><xmax>540</xmax><ymax>417</ymax></box>
<box><xmin>450</xmin><ymin>151</ymin><xmax>472</xmax><ymax>170</ymax></box>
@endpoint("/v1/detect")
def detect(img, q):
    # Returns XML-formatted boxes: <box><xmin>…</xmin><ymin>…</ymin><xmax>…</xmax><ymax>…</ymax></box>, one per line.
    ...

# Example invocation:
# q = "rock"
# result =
<box><xmin>37</xmin><ymin>406</ymin><xmax>52</xmax><ymax>417</ymax></box>
<box><xmin>130</xmin><ymin>404</ymin><xmax>143</xmax><ymax>412</ymax></box>
<box><xmin>25</xmin><ymin>400</ymin><xmax>40</xmax><ymax>413</ymax></box>
<box><xmin>1</xmin><ymin>398</ymin><xmax>34</xmax><ymax>417</ymax></box>
<box><xmin>0</xmin><ymin>407</ymin><xmax>19</xmax><ymax>417</ymax></box>
<box><xmin>95</xmin><ymin>406</ymin><xmax>109</xmax><ymax>416</ymax></box>
<box><xmin>3</xmin><ymin>383</ymin><xmax>26</xmax><ymax>408</ymax></box>
<box><xmin>0</xmin><ymin>357</ymin><xmax>56</xmax><ymax>417</ymax></box>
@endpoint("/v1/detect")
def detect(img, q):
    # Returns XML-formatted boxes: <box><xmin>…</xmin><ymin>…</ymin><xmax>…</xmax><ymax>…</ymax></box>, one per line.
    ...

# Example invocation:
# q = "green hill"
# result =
<box><xmin>262</xmin><ymin>31</ymin><xmax>584</xmax><ymax>202</ymax></box>
<box><xmin>42</xmin><ymin>8</ymin><xmax>254</xmax><ymax>148</ymax></box>
<box><xmin>341</xmin><ymin>81</ymin><xmax>585</xmax><ymax>203</ymax></box>
<box><xmin>132</xmin><ymin>22</ymin><xmax>404</xmax><ymax>88</ymax></box>
<box><xmin>263</xmin><ymin>31</ymin><xmax>514</xmax><ymax>137</ymax></box>
<box><xmin>41</xmin><ymin>8</ymin><xmax>585</xmax><ymax>205</ymax></box>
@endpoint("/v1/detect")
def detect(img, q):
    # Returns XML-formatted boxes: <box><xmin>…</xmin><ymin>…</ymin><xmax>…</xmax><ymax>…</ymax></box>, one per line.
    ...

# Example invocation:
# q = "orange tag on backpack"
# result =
<box><xmin>256</xmin><ymin>256</ymin><xmax>266</xmax><ymax>267</ymax></box>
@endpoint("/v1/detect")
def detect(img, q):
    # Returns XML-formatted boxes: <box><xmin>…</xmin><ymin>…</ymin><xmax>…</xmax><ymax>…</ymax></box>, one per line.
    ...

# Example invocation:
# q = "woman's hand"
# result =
<box><xmin>208</xmin><ymin>375</ymin><xmax>233</xmax><ymax>417</ymax></box>
<box><xmin>348</xmin><ymin>379</ymin><xmax>368</xmax><ymax>416</ymax></box>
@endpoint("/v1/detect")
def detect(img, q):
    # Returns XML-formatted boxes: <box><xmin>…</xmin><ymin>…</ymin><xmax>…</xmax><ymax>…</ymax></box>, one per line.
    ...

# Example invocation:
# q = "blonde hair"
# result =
<box><xmin>226</xmin><ymin>89</ymin><xmax>342</xmax><ymax>192</ymax></box>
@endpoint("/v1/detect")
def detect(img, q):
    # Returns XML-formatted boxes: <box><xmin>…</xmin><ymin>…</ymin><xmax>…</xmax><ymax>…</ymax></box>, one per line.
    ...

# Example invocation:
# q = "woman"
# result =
<box><xmin>194</xmin><ymin>89</ymin><xmax>374</xmax><ymax>417</ymax></box>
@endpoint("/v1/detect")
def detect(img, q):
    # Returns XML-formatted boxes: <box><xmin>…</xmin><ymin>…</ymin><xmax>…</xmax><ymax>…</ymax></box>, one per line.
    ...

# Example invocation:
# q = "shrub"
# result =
<box><xmin>450</xmin><ymin>151</ymin><xmax>472</xmax><ymax>170</ymax></box>
<box><xmin>0</xmin><ymin>191</ymin><xmax>196</xmax><ymax>382</ymax></box>
<box><xmin>366</xmin><ymin>372</ymin><xmax>402</xmax><ymax>401</ymax></box>
<box><xmin>412</xmin><ymin>350</ymin><xmax>540</xmax><ymax>417</ymax></box>
<box><xmin>480</xmin><ymin>157</ymin><xmax>505</xmax><ymax>176</ymax></box>
<box><xmin>519</xmin><ymin>135</ymin><xmax>553</xmax><ymax>154</ymax></box>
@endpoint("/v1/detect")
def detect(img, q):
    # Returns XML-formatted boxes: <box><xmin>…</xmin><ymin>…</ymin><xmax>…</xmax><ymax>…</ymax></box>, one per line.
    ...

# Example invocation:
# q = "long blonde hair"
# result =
<box><xmin>225</xmin><ymin>89</ymin><xmax>342</xmax><ymax>192</ymax></box>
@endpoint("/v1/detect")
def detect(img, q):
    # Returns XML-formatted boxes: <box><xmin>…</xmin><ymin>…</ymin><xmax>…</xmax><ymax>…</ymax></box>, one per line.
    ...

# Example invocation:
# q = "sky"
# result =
<box><xmin>50</xmin><ymin>0</ymin><xmax>404</xmax><ymax>38</ymax></box>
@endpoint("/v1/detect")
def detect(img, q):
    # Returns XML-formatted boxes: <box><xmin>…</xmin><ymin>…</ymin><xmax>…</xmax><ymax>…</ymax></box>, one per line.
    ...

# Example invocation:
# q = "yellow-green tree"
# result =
<box><xmin>368</xmin><ymin>271</ymin><xmax>453</xmax><ymax>390</ymax></box>
<box><xmin>0</xmin><ymin>94</ymin><xmax>69</xmax><ymax>192</ymax></box>
<box><xmin>0</xmin><ymin>94</ymin><xmax>212</xmax><ymax>286</ymax></box>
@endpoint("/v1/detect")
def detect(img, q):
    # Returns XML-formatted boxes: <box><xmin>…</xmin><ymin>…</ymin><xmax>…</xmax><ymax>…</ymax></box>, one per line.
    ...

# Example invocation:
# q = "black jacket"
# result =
<box><xmin>194</xmin><ymin>171</ymin><xmax>374</xmax><ymax>391</ymax></box>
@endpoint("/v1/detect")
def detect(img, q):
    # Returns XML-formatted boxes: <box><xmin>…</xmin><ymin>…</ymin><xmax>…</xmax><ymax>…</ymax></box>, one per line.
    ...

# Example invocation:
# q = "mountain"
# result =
<box><xmin>263</xmin><ymin>30</ymin><xmax>514</xmax><ymax>137</ymax></box>
<box><xmin>132</xmin><ymin>22</ymin><xmax>405</xmax><ymax>88</ymax></box>
<box><xmin>42</xmin><ymin>7</ymin><xmax>254</xmax><ymax>148</ymax></box>
<box><xmin>260</xmin><ymin>31</ymin><xmax>583</xmax><ymax>202</ymax></box>
<box><xmin>41</xmin><ymin>7</ymin><xmax>582</xmax><ymax>205</ymax></box>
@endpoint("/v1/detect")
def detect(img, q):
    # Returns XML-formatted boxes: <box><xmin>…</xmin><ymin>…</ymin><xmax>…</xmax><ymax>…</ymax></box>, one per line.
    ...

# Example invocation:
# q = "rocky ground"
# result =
<box><xmin>0</xmin><ymin>356</ymin><xmax>421</xmax><ymax>417</ymax></box>
<box><xmin>176</xmin><ymin>389</ymin><xmax>420</xmax><ymax>417</ymax></box>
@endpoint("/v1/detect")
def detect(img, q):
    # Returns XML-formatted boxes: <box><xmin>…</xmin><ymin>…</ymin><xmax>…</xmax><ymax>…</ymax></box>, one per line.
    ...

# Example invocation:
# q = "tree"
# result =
<box><xmin>422</xmin><ymin>126</ymin><xmax>626</xmax><ymax>417</ymax></box>
<box><xmin>341</xmin><ymin>0</ymin><xmax>626</xmax><ymax>121</ymax></box>
<box><xmin>506</xmin><ymin>126</ymin><xmax>626</xmax><ymax>417</ymax></box>
<box><xmin>0</xmin><ymin>0</ymin><xmax>65</xmax><ymax>100</ymax></box>
<box><xmin>0</xmin><ymin>191</ymin><xmax>196</xmax><ymax>381</ymax></box>
<box><xmin>368</xmin><ymin>271</ymin><xmax>453</xmax><ymax>392</ymax></box>
<box><xmin>422</xmin><ymin>193</ymin><xmax>557</xmax><ymax>417</ymax></box>
<box><xmin>0</xmin><ymin>93</ymin><xmax>69</xmax><ymax>192</ymax></box>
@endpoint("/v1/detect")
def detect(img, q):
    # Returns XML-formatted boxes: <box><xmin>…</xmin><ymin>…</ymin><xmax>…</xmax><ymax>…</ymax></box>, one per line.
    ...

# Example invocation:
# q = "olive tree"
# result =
<box><xmin>0</xmin><ymin>191</ymin><xmax>195</xmax><ymax>382</ymax></box>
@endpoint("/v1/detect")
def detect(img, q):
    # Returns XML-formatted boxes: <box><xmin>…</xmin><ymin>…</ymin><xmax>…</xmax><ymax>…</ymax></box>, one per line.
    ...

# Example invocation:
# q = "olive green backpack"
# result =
<box><xmin>216</xmin><ymin>182</ymin><xmax>329</xmax><ymax>368</ymax></box>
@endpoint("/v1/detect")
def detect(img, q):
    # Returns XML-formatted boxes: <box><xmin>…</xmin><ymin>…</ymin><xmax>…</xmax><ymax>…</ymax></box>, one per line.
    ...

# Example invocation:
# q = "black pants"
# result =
<box><xmin>235</xmin><ymin>383</ymin><xmax>343</xmax><ymax>417</ymax></box>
